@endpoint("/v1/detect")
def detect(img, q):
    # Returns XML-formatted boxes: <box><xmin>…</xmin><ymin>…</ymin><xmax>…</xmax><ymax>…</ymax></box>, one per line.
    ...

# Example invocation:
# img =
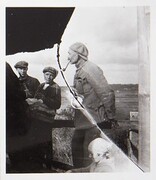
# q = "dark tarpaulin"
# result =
<box><xmin>6</xmin><ymin>8</ymin><xmax>74</xmax><ymax>156</ymax></box>
<box><xmin>6</xmin><ymin>7</ymin><xmax>74</xmax><ymax>55</ymax></box>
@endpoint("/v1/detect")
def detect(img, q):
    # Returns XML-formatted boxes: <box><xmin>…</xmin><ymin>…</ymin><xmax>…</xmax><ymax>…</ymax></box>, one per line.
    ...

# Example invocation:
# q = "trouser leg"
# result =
<box><xmin>104</xmin><ymin>91</ymin><xmax>116</xmax><ymax>120</ymax></box>
<box><xmin>72</xmin><ymin>129</ymin><xmax>85</xmax><ymax>168</ymax></box>
<box><xmin>42</xmin><ymin>140</ymin><xmax>53</xmax><ymax>169</ymax></box>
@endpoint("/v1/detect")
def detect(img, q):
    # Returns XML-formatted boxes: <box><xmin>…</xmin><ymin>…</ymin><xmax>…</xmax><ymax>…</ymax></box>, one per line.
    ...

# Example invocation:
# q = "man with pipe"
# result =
<box><xmin>66</xmin><ymin>42</ymin><xmax>117</xmax><ymax>168</ymax></box>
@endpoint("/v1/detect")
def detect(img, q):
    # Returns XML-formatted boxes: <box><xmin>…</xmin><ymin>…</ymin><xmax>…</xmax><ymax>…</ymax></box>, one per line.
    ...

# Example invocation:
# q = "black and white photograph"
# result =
<box><xmin>0</xmin><ymin>0</ymin><xmax>155</xmax><ymax>180</ymax></box>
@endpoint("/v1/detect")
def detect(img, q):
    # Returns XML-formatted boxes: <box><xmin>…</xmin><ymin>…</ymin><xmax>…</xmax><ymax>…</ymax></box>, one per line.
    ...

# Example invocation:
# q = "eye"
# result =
<box><xmin>97</xmin><ymin>153</ymin><xmax>101</xmax><ymax>156</ymax></box>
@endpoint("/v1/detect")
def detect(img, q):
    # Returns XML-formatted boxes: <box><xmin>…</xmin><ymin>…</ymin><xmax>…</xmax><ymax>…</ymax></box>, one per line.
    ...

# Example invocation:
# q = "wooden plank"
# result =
<box><xmin>137</xmin><ymin>7</ymin><xmax>150</xmax><ymax>172</ymax></box>
<box><xmin>116</xmin><ymin>98</ymin><xmax>138</xmax><ymax>103</ymax></box>
<box><xmin>7</xmin><ymin>119</ymin><xmax>74</xmax><ymax>153</ymax></box>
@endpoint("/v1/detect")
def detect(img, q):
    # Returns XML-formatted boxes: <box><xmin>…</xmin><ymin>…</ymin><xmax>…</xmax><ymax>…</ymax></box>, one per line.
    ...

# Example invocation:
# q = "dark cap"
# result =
<box><xmin>43</xmin><ymin>67</ymin><xmax>58</xmax><ymax>78</ymax></box>
<box><xmin>14</xmin><ymin>61</ymin><xmax>28</xmax><ymax>68</ymax></box>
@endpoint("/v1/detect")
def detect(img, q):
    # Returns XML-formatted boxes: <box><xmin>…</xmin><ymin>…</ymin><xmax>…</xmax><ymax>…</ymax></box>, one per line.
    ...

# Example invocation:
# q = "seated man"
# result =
<box><xmin>34</xmin><ymin>66</ymin><xmax>61</xmax><ymax>111</ymax></box>
<box><xmin>27</xmin><ymin>66</ymin><xmax>61</xmax><ymax>120</ymax></box>
<box><xmin>26</xmin><ymin>66</ymin><xmax>61</xmax><ymax>170</ymax></box>
<box><xmin>67</xmin><ymin>138</ymin><xmax>115</xmax><ymax>173</ymax></box>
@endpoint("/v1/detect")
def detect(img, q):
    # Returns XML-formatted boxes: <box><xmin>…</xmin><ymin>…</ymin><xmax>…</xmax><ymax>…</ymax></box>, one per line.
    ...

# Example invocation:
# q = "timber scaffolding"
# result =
<box><xmin>6</xmin><ymin>7</ymin><xmax>150</xmax><ymax>173</ymax></box>
<box><xmin>51</xmin><ymin>84</ymin><xmax>139</xmax><ymax>169</ymax></box>
<box><xmin>7</xmin><ymin>84</ymin><xmax>139</xmax><ymax>173</ymax></box>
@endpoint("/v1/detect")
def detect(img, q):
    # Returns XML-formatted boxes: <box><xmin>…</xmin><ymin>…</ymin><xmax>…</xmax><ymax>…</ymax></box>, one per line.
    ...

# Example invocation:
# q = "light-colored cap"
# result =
<box><xmin>69</xmin><ymin>42</ymin><xmax>88</xmax><ymax>61</ymax></box>
<box><xmin>88</xmin><ymin>138</ymin><xmax>112</xmax><ymax>153</ymax></box>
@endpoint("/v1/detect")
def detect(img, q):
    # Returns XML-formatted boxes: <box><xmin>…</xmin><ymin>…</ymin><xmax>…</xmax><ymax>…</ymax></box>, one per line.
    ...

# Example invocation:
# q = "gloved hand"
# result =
<box><xmin>71</xmin><ymin>87</ymin><xmax>79</xmax><ymax>96</ymax></box>
<box><xmin>71</xmin><ymin>95</ymin><xmax>83</xmax><ymax>109</ymax></box>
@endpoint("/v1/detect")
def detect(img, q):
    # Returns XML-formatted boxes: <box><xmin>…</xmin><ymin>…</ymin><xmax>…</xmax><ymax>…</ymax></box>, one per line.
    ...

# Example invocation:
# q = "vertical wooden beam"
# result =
<box><xmin>137</xmin><ymin>6</ymin><xmax>150</xmax><ymax>172</ymax></box>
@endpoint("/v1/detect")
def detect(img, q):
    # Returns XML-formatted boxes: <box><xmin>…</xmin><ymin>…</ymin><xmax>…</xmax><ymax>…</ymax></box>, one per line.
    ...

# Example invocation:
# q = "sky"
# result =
<box><xmin>5</xmin><ymin>7</ymin><xmax>138</xmax><ymax>86</ymax></box>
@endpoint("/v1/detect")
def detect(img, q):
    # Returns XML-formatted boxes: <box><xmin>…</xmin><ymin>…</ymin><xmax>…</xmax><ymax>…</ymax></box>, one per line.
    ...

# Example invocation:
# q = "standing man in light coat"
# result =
<box><xmin>67</xmin><ymin>42</ymin><xmax>117</xmax><ymax>168</ymax></box>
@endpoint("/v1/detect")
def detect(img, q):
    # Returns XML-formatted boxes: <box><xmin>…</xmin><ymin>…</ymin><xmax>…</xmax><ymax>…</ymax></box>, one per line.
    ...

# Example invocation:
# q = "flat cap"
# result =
<box><xmin>14</xmin><ymin>61</ymin><xmax>28</xmax><ymax>68</ymax></box>
<box><xmin>43</xmin><ymin>66</ymin><xmax>58</xmax><ymax>78</ymax></box>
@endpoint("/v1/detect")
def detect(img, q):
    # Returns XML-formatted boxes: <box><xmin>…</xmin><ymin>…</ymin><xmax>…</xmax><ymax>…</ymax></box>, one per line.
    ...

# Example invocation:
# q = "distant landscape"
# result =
<box><xmin>56</xmin><ymin>84</ymin><xmax>138</xmax><ymax>121</ymax></box>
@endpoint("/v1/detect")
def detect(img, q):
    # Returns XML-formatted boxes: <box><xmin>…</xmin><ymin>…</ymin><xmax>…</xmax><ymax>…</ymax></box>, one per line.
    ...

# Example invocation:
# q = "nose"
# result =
<box><xmin>92</xmin><ymin>154</ymin><xmax>96</xmax><ymax>160</ymax></box>
<box><xmin>46</xmin><ymin>74</ymin><xmax>53</xmax><ymax>80</ymax></box>
<box><xmin>46</xmin><ymin>74</ymin><xmax>51</xmax><ymax>78</ymax></box>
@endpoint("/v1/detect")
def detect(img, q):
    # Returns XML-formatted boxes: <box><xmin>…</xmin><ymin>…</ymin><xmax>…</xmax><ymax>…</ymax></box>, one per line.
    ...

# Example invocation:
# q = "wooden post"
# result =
<box><xmin>137</xmin><ymin>6</ymin><xmax>150</xmax><ymax>172</ymax></box>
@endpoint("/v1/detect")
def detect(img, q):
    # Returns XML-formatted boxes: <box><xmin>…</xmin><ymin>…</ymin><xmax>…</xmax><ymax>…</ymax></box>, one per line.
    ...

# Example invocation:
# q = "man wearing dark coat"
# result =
<box><xmin>14</xmin><ymin>61</ymin><xmax>40</xmax><ymax>98</ymax></box>
<box><xmin>31</xmin><ymin>66</ymin><xmax>61</xmax><ymax>169</ymax></box>
<box><xmin>6</xmin><ymin>62</ymin><xmax>31</xmax><ymax>172</ymax></box>
<box><xmin>34</xmin><ymin>66</ymin><xmax>61</xmax><ymax>111</ymax></box>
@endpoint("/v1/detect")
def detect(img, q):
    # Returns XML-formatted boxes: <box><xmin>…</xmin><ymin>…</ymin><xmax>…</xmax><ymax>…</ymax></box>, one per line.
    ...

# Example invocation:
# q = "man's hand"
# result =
<box><xmin>71</xmin><ymin>95</ymin><xmax>83</xmax><ymax>109</ymax></box>
<box><xmin>71</xmin><ymin>87</ymin><xmax>79</xmax><ymax>96</ymax></box>
<box><xmin>35</xmin><ymin>93</ymin><xmax>45</xmax><ymax>100</ymax></box>
<box><xmin>26</xmin><ymin>98</ymin><xmax>43</xmax><ymax>105</ymax></box>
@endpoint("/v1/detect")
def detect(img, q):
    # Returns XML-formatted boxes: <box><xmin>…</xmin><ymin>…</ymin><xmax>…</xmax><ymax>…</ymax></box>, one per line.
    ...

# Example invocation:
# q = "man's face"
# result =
<box><xmin>89</xmin><ymin>149</ymin><xmax>104</xmax><ymax>163</ymax></box>
<box><xmin>68</xmin><ymin>49</ymin><xmax>79</xmax><ymax>64</ymax></box>
<box><xmin>44</xmin><ymin>72</ymin><xmax>54</xmax><ymax>84</ymax></box>
<box><xmin>88</xmin><ymin>139</ymin><xmax>110</xmax><ymax>163</ymax></box>
<box><xmin>16</xmin><ymin>67</ymin><xmax>28</xmax><ymax>77</ymax></box>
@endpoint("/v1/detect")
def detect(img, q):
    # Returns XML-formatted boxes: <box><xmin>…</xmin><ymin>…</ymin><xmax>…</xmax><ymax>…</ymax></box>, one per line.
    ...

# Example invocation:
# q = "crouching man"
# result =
<box><xmin>67</xmin><ymin>138</ymin><xmax>115</xmax><ymax>173</ymax></box>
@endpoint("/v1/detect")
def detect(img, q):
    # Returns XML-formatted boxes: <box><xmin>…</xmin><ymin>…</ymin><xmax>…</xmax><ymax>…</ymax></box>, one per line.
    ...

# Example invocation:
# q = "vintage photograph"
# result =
<box><xmin>5</xmin><ymin>6</ymin><xmax>150</xmax><ymax>175</ymax></box>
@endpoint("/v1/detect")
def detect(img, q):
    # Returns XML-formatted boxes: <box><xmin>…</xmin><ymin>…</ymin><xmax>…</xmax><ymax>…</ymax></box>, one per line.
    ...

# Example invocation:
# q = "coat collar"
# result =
<box><xmin>76</xmin><ymin>60</ymin><xmax>87</xmax><ymax>71</ymax></box>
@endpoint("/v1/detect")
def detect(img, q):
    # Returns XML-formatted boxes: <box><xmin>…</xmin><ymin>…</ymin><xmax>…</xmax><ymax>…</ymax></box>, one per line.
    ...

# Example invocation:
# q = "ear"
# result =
<box><xmin>75</xmin><ymin>53</ymin><xmax>79</xmax><ymax>61</ymax></box>
<box><xmin>89</xmin><ymin>153</ymin><xmax>92</xmax><ymax>158</ymax></box>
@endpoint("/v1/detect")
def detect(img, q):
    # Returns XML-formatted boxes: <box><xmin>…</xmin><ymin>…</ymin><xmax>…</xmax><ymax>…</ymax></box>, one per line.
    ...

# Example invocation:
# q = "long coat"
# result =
<box><xmin>73</xmin><ymin>61</ymin><xmax>115</xmax><ymax>129</ymax></box>
<box><xmin>6</xmin><ymin>63</ymin><xmax>30</xmax><ymax>139</ymax></box>
<box><xmin>19</xmin><ymin>75</ymin><xmax>40</xmax><ymax>98</ymax></box>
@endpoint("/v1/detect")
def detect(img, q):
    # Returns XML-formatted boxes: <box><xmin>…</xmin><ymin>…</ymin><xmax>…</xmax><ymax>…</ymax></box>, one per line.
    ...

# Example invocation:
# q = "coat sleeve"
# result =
<box><xmin>27</xmin><ymin>78</ymin><xmax>40</xmax><ymax>98</ymax></box>
<box><xmin>82</xmin><ymin>67</ymin><xmax>111</xmax><ymax>102</ymax></box>
<box><xmin>70</xmin><ymin>165</ymin><xmax>91</xmax><ymax>172</ymax></box>
<box><xmin>34</xmin><ymin>84</ymin><xmax>44</xmax><ymax>99</ymax></box>
<box><xmin>32</xmin><ymin>79</ymin><xmax>40</xmax><ymax>95</ymax></box>
<box><xmin>83</xmin><ymin>68</ymin><xmax>116</xmax><ymax>120</ymax></box>
<box><xmin>42</xmin><ymin>84</ymin><xmax>61</xmax><ymax>109</ymax></box>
